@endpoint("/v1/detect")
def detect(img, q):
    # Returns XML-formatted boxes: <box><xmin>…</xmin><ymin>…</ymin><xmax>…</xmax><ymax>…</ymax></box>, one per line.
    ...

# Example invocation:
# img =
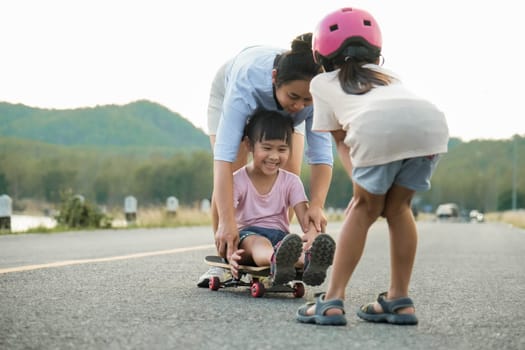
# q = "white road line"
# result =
<box><xmin>0</xmin><ymin>244</ymin><xmax>215</xmax><ymax>274</ymax></box>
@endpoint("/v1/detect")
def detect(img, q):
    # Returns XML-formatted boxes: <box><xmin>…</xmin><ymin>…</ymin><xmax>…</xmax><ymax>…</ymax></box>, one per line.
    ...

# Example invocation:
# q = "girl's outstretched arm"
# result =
<box><xmin>331</xmin><ymin>130</ymin><xmax>352</xmax><ymax>178</ymax></box>
<box><xmin>294</xmin><ymin>201</ymin><xmax>316</xmax><ymax>250</ymax></box>
<box><xmin>228</xmin><ymin>248</ymin><xmax>245</xmax><ymax>279</ymax></box>
<box><xmin>302</xmin><ymin>163</ymin><xmax>331</xmax><ymax>233</ymax></box>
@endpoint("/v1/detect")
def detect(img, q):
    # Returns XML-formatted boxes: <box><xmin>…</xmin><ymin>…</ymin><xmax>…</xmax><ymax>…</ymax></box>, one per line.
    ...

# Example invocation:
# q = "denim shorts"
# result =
<box><xmin>238</xmin><ymin>226</ymin><xmax>287</xmax><ymax>247</ymax></box>
<box><xmin>352</xmin><ymin>155</ymin><xmax>441</xmax><ymax>195</ymax></box>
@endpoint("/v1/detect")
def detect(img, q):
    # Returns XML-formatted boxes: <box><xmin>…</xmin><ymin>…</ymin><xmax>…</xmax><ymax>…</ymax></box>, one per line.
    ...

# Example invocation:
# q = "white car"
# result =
<box><xmin>469</xmin><ymin>210</ymin><xmax>485</xmax><ymax>223</ymax></box>
<box><xmin>435</xmin><ymin>203</ymin><xmax>460</xmax><ymax>221</ymax></box>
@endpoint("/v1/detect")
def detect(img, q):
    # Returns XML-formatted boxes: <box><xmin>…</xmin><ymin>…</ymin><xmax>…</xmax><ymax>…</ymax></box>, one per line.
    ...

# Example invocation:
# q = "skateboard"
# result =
<box><xmin>204</xmin><ymin>255</ymin><xmax>305</xmax><ymax>298</ymax></box>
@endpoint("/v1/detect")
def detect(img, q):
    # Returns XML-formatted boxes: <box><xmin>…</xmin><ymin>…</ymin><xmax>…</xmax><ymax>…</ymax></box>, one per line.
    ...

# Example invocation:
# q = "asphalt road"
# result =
<box><xmin>1</xmin><ymin>221</ymin><xmax>524</xmax><ymax>350</ymax></box>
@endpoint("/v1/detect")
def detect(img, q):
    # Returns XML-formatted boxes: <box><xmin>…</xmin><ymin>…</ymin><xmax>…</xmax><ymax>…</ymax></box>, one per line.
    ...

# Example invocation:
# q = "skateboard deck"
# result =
<box><xmin>204</xmin><ymin>255</ymin><xmax>270</xmax><ymax>276</ymax></box>
<box><xmin>203</xmin><ymin>255</ymin><xmax>305</xmax><ymax>298</ymax></box>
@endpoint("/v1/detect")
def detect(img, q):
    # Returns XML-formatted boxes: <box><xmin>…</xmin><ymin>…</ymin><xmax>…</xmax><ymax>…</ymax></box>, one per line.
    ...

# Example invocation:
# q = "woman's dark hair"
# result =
<box><xmin>334</xmin><ymin>45</ymin><xmax>392</xmax><ymax>95</ymax></box>
<box><xmin>244</xmin><ymin>109</ymin><xmax>294</xmax><ymax>148</ymax></box>
<box><xmin>273</xmin><ymin>33</ymin><xmax>322</xmax><ymax>87</ymax></box>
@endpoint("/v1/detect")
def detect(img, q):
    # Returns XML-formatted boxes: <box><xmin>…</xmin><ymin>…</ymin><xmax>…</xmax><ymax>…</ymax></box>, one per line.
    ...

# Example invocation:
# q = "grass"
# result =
<box><xmin>1</xmin><ymin>205</ymin><xmax>214</xmax><ymax>235</ymax></box>
<box><xmin>111</xmin><ymin>207</ymin><xmax>213</xmax><ymax>228</ymax></box>
<box><xmin>2</xmin><ymin>206</ymin><xmax>524</xmax><ymax>235</ymax></box>
<box><xmin>78</xmin><ymin>208</ymin><xmax>525</xmax><ymax>231</ymax></box>
<box><xmin>485</xmin><ymin>210</ymin><xmax>525</xmax><ymax>229</ymax></box>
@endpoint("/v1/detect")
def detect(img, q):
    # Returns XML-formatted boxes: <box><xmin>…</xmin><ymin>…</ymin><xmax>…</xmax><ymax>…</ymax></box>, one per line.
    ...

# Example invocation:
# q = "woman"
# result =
<box><xmin>198</xmin><ymin>33</ymin><xmax>334</xmax><ymax>287</ymax></box>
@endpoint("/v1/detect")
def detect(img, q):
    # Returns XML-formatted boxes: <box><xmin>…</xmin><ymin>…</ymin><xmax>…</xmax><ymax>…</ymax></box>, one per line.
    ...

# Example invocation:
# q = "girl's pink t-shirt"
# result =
<box><xmin>233</xmin><ymin>167</ymin><xmax>308</xmax><ymax>232</ymax></box>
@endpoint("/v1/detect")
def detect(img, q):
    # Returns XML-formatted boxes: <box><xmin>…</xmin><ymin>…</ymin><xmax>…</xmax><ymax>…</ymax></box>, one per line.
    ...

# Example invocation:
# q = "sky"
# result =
<box><xmin>1</xmin><ymin>0</ymin><xmax>523</xmax><ymax>141</ymax></box>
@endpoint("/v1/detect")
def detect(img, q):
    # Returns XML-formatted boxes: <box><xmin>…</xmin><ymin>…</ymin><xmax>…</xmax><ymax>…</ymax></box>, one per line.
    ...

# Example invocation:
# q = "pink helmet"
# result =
<box><xmin>313</xmin><ymin>7</ymin><xmax>382</xmax><ymax>70</ymax></box>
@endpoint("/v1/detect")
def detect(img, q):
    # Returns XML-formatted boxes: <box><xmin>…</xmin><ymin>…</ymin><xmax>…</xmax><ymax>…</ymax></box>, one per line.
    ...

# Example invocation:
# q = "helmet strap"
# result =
<box><xmin>341</xmin><ymin>46</ymin><xmax>379</xmax><ymax>62</ymax></box>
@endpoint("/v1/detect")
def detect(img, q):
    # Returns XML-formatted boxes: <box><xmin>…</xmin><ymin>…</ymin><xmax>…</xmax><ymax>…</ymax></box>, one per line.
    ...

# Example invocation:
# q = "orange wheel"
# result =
<box><xmin>209</xmin><ymin>276</ymin><xmax>220</xmax><ymax>291</ymax></box>
<box><xmin>250</xmin><ymin>281</ymin><xmax>265</xmax><ymax>297</ymax></box>
<box><xmin>293</xmin><ymin>283</ymin><xmax>305</xmax><ymax>298</ymax></box>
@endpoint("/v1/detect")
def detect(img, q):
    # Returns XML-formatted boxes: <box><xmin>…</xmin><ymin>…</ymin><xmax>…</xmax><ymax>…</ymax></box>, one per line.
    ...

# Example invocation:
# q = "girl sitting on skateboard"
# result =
<box><xmin>228</xmin><ymin>108</ymin><xmax>336</xmax><ymax>286</ymax></box>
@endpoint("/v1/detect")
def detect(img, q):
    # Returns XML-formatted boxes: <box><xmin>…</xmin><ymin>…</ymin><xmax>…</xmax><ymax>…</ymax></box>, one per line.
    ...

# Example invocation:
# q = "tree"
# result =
<box><xmin>42</xmin><ymin>169</ymin><xmax>77</xmax><ymax>203</ymax></box>
<box><xmin>93</xmin><ymin>177</ymin><xmax>110</xmax><ymax>205</ymax></box>
<box><xmin>0</xmin><ymin>173</ymin><xmax>8</xmax><ymax>194</ymax></box>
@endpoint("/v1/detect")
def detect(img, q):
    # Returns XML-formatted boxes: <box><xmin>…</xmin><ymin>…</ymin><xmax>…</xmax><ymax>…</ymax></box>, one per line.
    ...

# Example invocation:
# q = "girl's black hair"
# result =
<box><xmin>244</xmin><ymin>109</ymin><xmax>294</xmax><ymax>147</ymax></box>
<box><xmin>273</xmin><ymin>33</ymin><xmax>322</xmax><ymax>87</ymax></box>
<box><xmin>332</xmin><ymin>44</ymin><xmax>393</xmax><ymax>95</ymax></box>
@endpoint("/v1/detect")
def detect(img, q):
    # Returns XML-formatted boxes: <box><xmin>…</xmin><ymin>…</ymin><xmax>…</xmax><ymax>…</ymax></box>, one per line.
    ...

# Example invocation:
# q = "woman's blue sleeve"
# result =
<box><xmin>304</xmin><ymin>114</ymin><xmax>334</xmax><ymax>166</ymax></box>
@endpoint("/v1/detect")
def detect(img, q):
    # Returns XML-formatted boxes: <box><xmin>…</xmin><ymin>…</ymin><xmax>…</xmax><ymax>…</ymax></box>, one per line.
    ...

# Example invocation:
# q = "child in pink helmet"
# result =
<box><xmin>296</xmin><ymin>7</ymin><xmax>449</xmax><ymax>326</ymax></box>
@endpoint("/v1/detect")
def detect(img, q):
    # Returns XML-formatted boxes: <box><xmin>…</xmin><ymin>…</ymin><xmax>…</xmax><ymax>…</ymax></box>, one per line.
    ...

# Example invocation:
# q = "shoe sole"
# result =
<box><xmin>297</xmin><ymin>314</ymin><xmax>348</xmax><ymax>326</ymax></box>
<box><xmin>296</xmin><ymin>295</ymin><xmax>347</xmax><ymax>326</ymax></box>
<box><xmin>356</xmin><ymin>310</ymin><xmax>418</xmax><ymax>325</ymax></box>
<box><xmin>197</xmin><ymin>278</ymin><xmax>210</xmax><ymax>288</ymax></box>
<box><xmin>196</xmin><ymin>267</ymin><xmax>231</xmax><ymax>288</ymax></box>
<box><xmin>302</xmin><ymin>234</ymin><xmax>335</xmax><ymax>286</ymax></box>
<box><xmin>272</xmin><ymin>234</ymin><xmax>302</xmax><ymax>285</ymax></box>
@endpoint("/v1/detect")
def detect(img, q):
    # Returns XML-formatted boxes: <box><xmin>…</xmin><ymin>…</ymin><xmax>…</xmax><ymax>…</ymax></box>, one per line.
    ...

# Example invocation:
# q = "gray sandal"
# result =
<box><xmin>296</xmin><ymin>293</ymin><xmax>347</xmax><ymax>326</ymax></box>
<box><xmin>357</xmin><ymin>292</ymin><xmax>418</xmax><ymax>325</ymax></box>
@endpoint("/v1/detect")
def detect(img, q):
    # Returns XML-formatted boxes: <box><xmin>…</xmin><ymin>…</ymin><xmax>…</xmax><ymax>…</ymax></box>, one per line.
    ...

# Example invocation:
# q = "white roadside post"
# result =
<box><xmin>0</xmin><ymin>194</ymin><xmax>12</xmax><ymax>232</ymax></box>
<box><xmin>200</xmin><ymin>198</ymin><xmax>210</xmax><ymax>214</ymax></box>
<box><xmin>124</xmin><ymin>195</ymin><xmax>138</xmax><ymax>224</ymax></box>
<box><xmin>166</xmin><ymin>196</ymin><xmax>179</xmax><ymax>217</ymax></box>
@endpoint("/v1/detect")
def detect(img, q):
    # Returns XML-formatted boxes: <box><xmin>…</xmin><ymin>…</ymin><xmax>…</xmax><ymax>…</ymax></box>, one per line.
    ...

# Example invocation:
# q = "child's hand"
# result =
<box><xmin>302</xmin><ymin>205</ymin><xmax>327</xmax><ymax>233</ymax></box>
<box><xmin>301</xmin><ymin>224</ymin><xmax>318</xmax><ymax>251</ymax></box>
<box><xmin>228</xmin><ymin>249</ymin><xmax>245</xmax><ymax>279</ymax></box>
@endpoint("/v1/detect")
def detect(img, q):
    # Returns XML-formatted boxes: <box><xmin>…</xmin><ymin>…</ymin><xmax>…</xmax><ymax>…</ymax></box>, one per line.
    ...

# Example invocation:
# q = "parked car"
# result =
<box><xmin>435</xmin><ymin>203</ymin><xmax>460</xmax><ymax>221</ymax></box>
<box><xmin>469</xmin><ymin>210</ymin><xmax>485</xmax><ymax>223</ymax></box>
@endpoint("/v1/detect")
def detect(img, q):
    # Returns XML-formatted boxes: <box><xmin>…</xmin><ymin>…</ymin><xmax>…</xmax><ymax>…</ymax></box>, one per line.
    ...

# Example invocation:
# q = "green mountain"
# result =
<box><xmin>0</xmin><ymin>100</ymin><xmax>209</xmax><ymax>153</ymax></box>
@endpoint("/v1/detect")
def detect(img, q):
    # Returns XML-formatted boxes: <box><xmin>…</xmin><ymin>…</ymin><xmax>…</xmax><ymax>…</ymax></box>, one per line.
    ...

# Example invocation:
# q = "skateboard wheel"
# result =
<box><xmin>292</xmin><ymin>283</ymin><xmax>305</xmax><ymax>298</ymax></box>
<box><xmin>209</xmin><ymin>276</ymin><xmax>220</xmax><ymax>291</ymax></box>
<box><xmin>250</xmin><ymin>281</ymin><xmax>265</xmax><ymax>298</ymax></box>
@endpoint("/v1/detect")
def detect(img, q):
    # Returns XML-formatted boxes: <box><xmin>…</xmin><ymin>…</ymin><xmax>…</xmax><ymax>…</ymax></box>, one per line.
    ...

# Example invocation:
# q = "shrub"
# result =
<box><xmin>55</xmin><ymin>190</ymin><xmax>111</xmax><ymax>228</ymax></box>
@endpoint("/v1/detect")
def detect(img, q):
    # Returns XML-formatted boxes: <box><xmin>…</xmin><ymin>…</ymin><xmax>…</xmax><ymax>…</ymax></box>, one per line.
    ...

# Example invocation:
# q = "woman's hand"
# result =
<box><xmin>215</xmin><ymin>218</ymin><xmax>240</xmax><ymax>262</ymax></box>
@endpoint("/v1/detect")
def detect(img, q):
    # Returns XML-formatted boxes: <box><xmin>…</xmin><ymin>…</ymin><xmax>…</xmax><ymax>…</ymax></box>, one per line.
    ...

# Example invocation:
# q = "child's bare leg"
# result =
<box><xmin>305</xmin><ymin>187</ymin><xmax>384</xmax><ymax>316</ymax></box>
<box><xmin>378</xmin><ymin>184</ymin><xmax>417</xmax><ymax>314</ymax></box>
<box><xmin>238</xmin><ymin>235</ymin><xmax>274</xmax><ymax>266</ymax></box>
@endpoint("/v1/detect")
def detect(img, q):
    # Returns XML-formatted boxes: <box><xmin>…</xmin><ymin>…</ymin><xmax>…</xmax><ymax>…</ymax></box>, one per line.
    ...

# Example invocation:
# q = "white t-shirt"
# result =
<box><xmin>311</xmin><ymin>65</ymin><xmax>449</xmax><ymax>168</ymax></box>
<box><xmin>233</xmin><ymin>167</ymin><xmax>308</xmax><ymax>232</ymax></box>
